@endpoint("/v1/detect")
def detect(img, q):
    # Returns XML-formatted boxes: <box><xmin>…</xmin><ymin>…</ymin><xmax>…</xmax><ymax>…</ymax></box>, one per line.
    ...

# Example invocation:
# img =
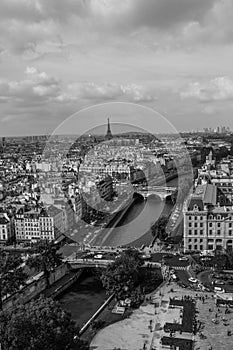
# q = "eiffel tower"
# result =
<box><xmin>105</xmin><ymin>117</ymin><xmax>113</xmax><ymax>140</ymax></box>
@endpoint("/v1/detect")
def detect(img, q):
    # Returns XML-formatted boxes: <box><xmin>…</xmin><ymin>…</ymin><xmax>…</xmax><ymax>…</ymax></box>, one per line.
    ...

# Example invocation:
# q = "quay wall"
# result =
<box><xmin>99</xmin><ymin>197</ymin><xmax>136</xmax><ymax>246</ymax></box>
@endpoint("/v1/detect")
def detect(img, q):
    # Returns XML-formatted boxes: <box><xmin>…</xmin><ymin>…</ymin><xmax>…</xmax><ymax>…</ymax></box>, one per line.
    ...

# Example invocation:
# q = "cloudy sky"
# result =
<box><xmin>1</xmin><ymin>0</ymin><xmax>233</xmax><ymax>135</ymax></box>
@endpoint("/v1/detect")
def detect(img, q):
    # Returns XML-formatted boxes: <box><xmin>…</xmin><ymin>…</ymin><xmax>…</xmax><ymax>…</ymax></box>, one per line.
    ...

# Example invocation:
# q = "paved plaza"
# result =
<box><xmin>90</xmin><ymin>281</ymin><xmax>233</xmax><ymax>350</ymax></box>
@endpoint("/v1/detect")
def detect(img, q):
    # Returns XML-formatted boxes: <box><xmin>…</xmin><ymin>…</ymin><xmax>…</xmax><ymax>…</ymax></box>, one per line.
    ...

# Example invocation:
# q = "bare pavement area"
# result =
<box><xmin>90</xmin><ymin>281</ymin><xmax>233</xmax><ymax>350</ymax></box>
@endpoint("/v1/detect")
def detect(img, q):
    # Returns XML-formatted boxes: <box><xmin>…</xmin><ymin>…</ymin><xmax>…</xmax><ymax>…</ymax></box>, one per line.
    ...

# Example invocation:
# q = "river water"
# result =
<box><xmin>58</xmin><ymin>271</ymin><xmax>106</xmax><ymax>327</ymax></box>
<box><xmin>100</xmin><ymin>176</ymin><xmax>179</xmax><ymax>247</ymax></box>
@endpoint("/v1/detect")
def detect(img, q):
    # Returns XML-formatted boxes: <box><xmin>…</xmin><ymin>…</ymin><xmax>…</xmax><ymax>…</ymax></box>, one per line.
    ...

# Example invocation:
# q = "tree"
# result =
<box><xmin>212</xmin><ymin>250</ymin><xmax>228</xmax><ymax>271</ymax></box>
<box><xmin>100</xmin><ymin>249</ymin><xmax>143</xmax><ymax>302</ymax></box>
<box><xmin>0</xmin><ymin>297</ymin><xmax>89</xmax><ymax>350</ymax></box>
<box><xmin>151</xmin><ymin>215</ymin><xmax>169</xmax><ymax>241</ymax></box>
<box><xmin>27</xmin><ymin>241</ymin><xmax>62</xmax><ymax>287</ymax></box>
<box><xmin>0</xmin><ymin>251</ymin><xmax>28</xmax><ymax>310</ymax></box>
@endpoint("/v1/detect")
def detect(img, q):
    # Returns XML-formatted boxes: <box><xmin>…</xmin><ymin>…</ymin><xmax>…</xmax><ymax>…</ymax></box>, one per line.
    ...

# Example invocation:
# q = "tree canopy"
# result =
<box><xmin>100</xmin><ymin>249</ymin><xmax>144</xmax><ymax>302</ymax></box>
<box><xmin>151</xmin><ymin>215</ymin><xmax>169</xmax><ymax>240</ymax></box>
<box><xmin>0</xmin><ymin>297</ymin><xmax>89</xmax><ymax>350</ymax></box>
<box><xmin>27</xmin><ymin>240</ymin><xmax>62</xmax><ymax>286</ymax></box>
<box><xmin>0</xmin><ymin>251</ymin><xmax>28</xmax><ymax>310</ymax></box>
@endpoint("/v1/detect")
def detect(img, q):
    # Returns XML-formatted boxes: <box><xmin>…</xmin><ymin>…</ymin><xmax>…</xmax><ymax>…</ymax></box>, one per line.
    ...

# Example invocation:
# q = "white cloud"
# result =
<box><xmin>180</xmin><ymin>77</ymin><xmax>233</xmax><ymax>102</ymax></box>
<box><xmin>55</xmin><ymin>82</ymin><xmax>156</xmax><ymax>103</ymax></box>
<box><xmin>0</xmin><ymin>66</ymin><xmax>61</xmax><ymax>104</ymax></box>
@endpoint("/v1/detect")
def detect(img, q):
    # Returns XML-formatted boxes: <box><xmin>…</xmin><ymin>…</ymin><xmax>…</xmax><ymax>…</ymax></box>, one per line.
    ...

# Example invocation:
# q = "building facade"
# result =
<box><xmin>183</xmin><ymin>184</ymin><xmax>233</xmax><ymax>252</ymax></box>
<box><xmin>96</xmin><ymin>175</ymin><xmax>114</xmax><ymax>201</ymax></box>
<box><xmin>0</xmin><ymin>214</ymin><xmax>12</xmax><ymax>242</ymax></box>
<box><xmin>14</xmin><ymin>206</ymin><xmax>65</xmax><ymax>242</ymax></box>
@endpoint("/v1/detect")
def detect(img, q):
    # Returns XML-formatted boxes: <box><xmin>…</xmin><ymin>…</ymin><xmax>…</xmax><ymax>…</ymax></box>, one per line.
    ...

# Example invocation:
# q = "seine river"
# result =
<box><xmin>58</xmin><ymin>176</ymin><xmax>179</xmax><ymax>326</ymax></box>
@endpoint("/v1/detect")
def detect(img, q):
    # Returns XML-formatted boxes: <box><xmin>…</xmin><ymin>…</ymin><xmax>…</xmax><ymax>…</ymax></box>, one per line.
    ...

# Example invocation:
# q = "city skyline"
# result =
<box><xmin>1</xmin><ymin>1</ymin><xmax>233</xmax><ymax>135</ymax></box>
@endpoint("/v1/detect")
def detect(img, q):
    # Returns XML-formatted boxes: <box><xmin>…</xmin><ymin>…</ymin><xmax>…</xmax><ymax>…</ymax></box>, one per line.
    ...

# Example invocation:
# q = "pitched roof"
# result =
<box><xmin>187</xmin><ymin>184</ymin><xmax>216</xmax><ymax>211</ymax></box>
<box><xmin>0</xmin><ymin>217</ymin><xmax>9</xmax><ymax>225</ymax></box>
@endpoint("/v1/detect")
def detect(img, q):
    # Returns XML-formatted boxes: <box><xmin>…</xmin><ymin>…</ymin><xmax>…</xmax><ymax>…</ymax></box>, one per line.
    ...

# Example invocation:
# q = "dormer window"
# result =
<box><xmin>217</xmin><ymin>215</ymin><xmax>221</xmax><ymax>220</ymax></box>
<box><xmin>209</xmin><ymin>215</ymin><xmax>213</xmax><ymax>220</ymax></box>
<box><xmin>193</xmin><ymin>204</ymin><xmax>199</xmax><ymax>211</ymax></box>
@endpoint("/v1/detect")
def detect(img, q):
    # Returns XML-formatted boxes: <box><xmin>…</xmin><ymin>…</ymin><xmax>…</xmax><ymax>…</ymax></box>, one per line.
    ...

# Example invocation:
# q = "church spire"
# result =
<box><xmin>105</xmin><ymin>117</ymin><xmax>113</xmax><ymax>140</ymax></box>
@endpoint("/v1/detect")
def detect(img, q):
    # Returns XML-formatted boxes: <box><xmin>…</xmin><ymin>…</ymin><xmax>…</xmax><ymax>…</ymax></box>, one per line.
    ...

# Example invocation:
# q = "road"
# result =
<box><xmin>60</xmin><ymin>246</ymin><xmax>192</xmax><ymax>283</ymax></box>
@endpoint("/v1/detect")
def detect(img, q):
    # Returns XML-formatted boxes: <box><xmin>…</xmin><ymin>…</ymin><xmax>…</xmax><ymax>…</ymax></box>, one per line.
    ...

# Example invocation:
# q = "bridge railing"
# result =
<box><xmin>63</xmin><ymin>258</ymin><xmax>113</xmax><ymax>266</ymax></box>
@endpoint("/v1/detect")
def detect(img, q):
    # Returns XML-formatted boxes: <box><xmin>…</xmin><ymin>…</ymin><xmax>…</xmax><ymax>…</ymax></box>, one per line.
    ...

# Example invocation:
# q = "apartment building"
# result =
<box><xmin>183</xmin><ymin>184</ymin><xmax>233</xmax><ymax>252</ymax></box>
<box><xmin>14</xmin><ymin>205</ymin><xmax>65</xmax><ymax>242</ymax></box>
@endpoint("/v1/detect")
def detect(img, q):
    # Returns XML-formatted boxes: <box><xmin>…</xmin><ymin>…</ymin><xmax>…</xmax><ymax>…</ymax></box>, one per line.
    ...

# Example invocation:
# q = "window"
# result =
<box><xmin>217</xmin><ymin>230</ymin><xmax>221</xmax><ymax>235</ymax></box>
<box><xmin>194</xmin><ymin>245</ymin><xmax>198</xmax><ymax>250</ymax></box>
<box><xmin>189</xmin><ymin>223</ymin><xmax>192</xmax><ymax>227</ymax></box>
<box><xmin>200</xmin><ymin>223</ymin><xmax>203</xmax><ymax>227</ymax></box>
<box><xmin>200</xmin><ymin>238</ymin><xmax>203</xmax><ymax>242</ymax></box>
<box><xmin>218</xmin><ymin>223</ymin><xmax>221</xmax><ymax>228</ymax></box>
<box><xmin>209</xmin><ymin>223</ymin><xmax>212</xmax><ymax>227</ymax></box>
<box><xmin>194</xmin><ymin>223</ymin><xmax>197</xmax><ymax>228</ymax></box>
<box><xmin>200</xmin><ymin>230</ymin><xmax>203</xmax><ymax>235</ymax></box>
<box><xmin>209</xmin><ymin>230</ymin><xmax>212</xmax><ymax>235</ymax></box>
<box><xmin>195</xmin><ymin>216</ymin><xmax>197</xmax><ymax>220</ymax></box>
<box><xmin>229</xmin><ymin>230</ymin><xmax>232</xmax><ymax>236</ymax></box>
<box><xmin>229</xmin><ymin>223</ymin><xmax>232</xmax><ymax>228</ymax></box>
<box><xmin>200</xmin><ymin>216</ymin><xmax>203</xmax><ymax>220</ymax></box>
<box><xmin>189</xmin><ymin>238</ymin><xmax>192</xmax><ymax>242</ymax></box>
<box><xmin>194</xmin><ymin>238</ymin><xmax>197</xmax><ymax>242</ymax></box>
<box><xmin>200</xmin><ymin>245</ymin><xmax>203</xmax><ymax>250</ymax></box>
<box><xmin>188</xmin><ymin>245</ymin><xmax>192</xmax><ymax>250</ymax></box>
<box><xmin>194</xmin><ymin>230</ymin><xmax>198</xmax><ymax>235</ymax></box>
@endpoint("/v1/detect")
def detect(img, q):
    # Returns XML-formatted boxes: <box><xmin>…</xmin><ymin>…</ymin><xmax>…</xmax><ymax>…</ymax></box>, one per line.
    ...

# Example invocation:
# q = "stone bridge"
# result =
<box><xmin>134</xmin><ymin>185</ymin><xmax>177</xmax><ymax>200</ymax></box>
<box><xmin>63</xmin><ymin>257</ymin><xmax>161</xmax><ymax>269</ymax></box>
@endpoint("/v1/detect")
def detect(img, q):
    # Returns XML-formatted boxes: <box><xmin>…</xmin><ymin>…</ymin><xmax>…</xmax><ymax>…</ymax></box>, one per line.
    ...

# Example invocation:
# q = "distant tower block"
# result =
<box><xmin>105</xmin><ymin>117</ymin><xmax>113</xmax><ymax>140</ymax></box>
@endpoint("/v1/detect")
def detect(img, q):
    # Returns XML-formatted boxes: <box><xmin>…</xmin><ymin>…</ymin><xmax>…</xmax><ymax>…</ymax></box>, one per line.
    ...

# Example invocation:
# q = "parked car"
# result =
<box><xmin>179</xmin><ymin>256</ymin><xmax>189</xmax><ymax>261</ymax></box>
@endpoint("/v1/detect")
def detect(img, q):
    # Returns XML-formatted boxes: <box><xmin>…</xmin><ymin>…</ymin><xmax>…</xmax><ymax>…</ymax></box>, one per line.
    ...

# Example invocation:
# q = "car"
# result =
<box><xmin>188</xmin><ymin>277</ymin><xmax>198</xmax><ymax>283</ymax></box>
<box><xmin>215</xmin><ymin>280</ymin><xmax>225</xmax><ymax>285</ymax></box>
<box><xmin>141</xmin><ymin>254</ymin><xmax>151</xmax><ymax>260</ymax></box>
<box><xmin>163</xmin><ymin>254</ymin><xmax>172</xmax><ymax>259</ymax></box>
<box><xmin>179</xmin><ymin>257</ymin><xmax>189</xmax><ymax>261</ymax></box>
<box><xmin>94</xmin><ymin>254</ymin><xmax>103</xmax><ymax>259</ymax></box>
<box><xmin>212</xmin><ymin>280</ymin><xmax>224</xmax><ymax>285</ymax></box>
<box><xmin>214</xmin><ymin>286</ymin><xmax>225</xmax><ymax>293</ymax></box>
